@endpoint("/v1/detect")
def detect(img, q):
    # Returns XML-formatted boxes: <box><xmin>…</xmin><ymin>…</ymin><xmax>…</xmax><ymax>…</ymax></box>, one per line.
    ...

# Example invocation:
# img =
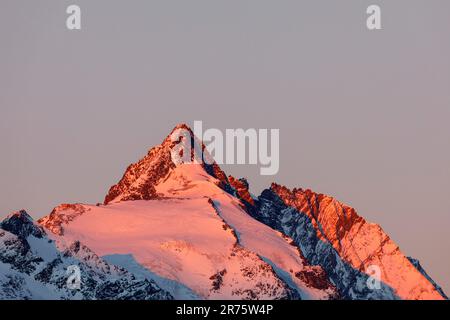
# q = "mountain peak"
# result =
<box><xmin>104</xmin><ymin>125</ymin><xmax>232</xmax><ymax>204</ymax></box>
<box><xmin>171</xmin><ymin>123</ymin><xmax>193</xmax><ymax>132</ymax></box>
<box><xmin>1</xmin><ymin>210</ymin><xmax>45</xmax><ymax>239</ymax></box>
<box><xmin>4</xmin><ymin>209</ymin><xmax>33</xmax><ymax>221</ymax></box>
<box><xmin>31</xmin><ymin>125</ymin><xmax>448</xmax><ymax>300</ymax></box>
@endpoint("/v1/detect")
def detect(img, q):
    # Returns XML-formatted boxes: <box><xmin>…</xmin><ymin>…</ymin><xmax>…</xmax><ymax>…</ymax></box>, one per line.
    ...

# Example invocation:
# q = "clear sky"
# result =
<box><xmin>1</xmin><ymin>0</ymin><xmax>449</xmax><ymax>295</ymax></box>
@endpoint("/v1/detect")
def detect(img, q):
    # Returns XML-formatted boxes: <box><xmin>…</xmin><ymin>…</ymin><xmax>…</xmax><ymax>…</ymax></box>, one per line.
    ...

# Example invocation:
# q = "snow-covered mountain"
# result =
<box><xmin>1</xmin><ymin>124</ymin><xmax>447</xmax><ymax>300</ymax></box>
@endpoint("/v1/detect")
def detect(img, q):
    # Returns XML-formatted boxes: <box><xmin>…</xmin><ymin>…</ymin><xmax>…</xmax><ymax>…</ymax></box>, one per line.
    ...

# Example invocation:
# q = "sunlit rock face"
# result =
<box><xmin>251</xmin><ymin>184</ymin><xmax>447</xmax><ymax>300</ymax></box>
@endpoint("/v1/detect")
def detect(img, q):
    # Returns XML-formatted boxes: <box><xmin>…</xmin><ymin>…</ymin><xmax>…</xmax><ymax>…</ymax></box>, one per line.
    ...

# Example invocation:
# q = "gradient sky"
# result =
<box><xmin>1</xmin><ymin>0</ymin><xmax>449</xmax><ymax>294</ymax></box>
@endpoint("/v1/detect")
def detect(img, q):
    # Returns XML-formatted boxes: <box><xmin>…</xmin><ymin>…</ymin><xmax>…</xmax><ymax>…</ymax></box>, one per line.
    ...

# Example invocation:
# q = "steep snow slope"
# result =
<box><xmin>155</xmin><ymin>164</ymin><xmax>337</xmax><ymax>299</ymax></box>
<box><xmin>40</xmin><ymin>199</ymin><xmax>298</xmax><ymax>300</ymax></box>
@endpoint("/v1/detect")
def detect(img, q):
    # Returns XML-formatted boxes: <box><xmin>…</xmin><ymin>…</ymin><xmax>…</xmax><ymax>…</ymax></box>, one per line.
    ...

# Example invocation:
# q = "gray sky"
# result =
<box><xmin>1</xmin><ymin>0</ymin><xmax>449</xmax><ymax>294</ymax></box>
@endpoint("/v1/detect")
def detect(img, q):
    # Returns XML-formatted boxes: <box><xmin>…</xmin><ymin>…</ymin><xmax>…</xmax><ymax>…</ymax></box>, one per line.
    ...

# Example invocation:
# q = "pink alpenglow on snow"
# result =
<box><xmin>1</xmin><ymin>124</ymin><xmax>446</xmax><ymax>300</ymax></box>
